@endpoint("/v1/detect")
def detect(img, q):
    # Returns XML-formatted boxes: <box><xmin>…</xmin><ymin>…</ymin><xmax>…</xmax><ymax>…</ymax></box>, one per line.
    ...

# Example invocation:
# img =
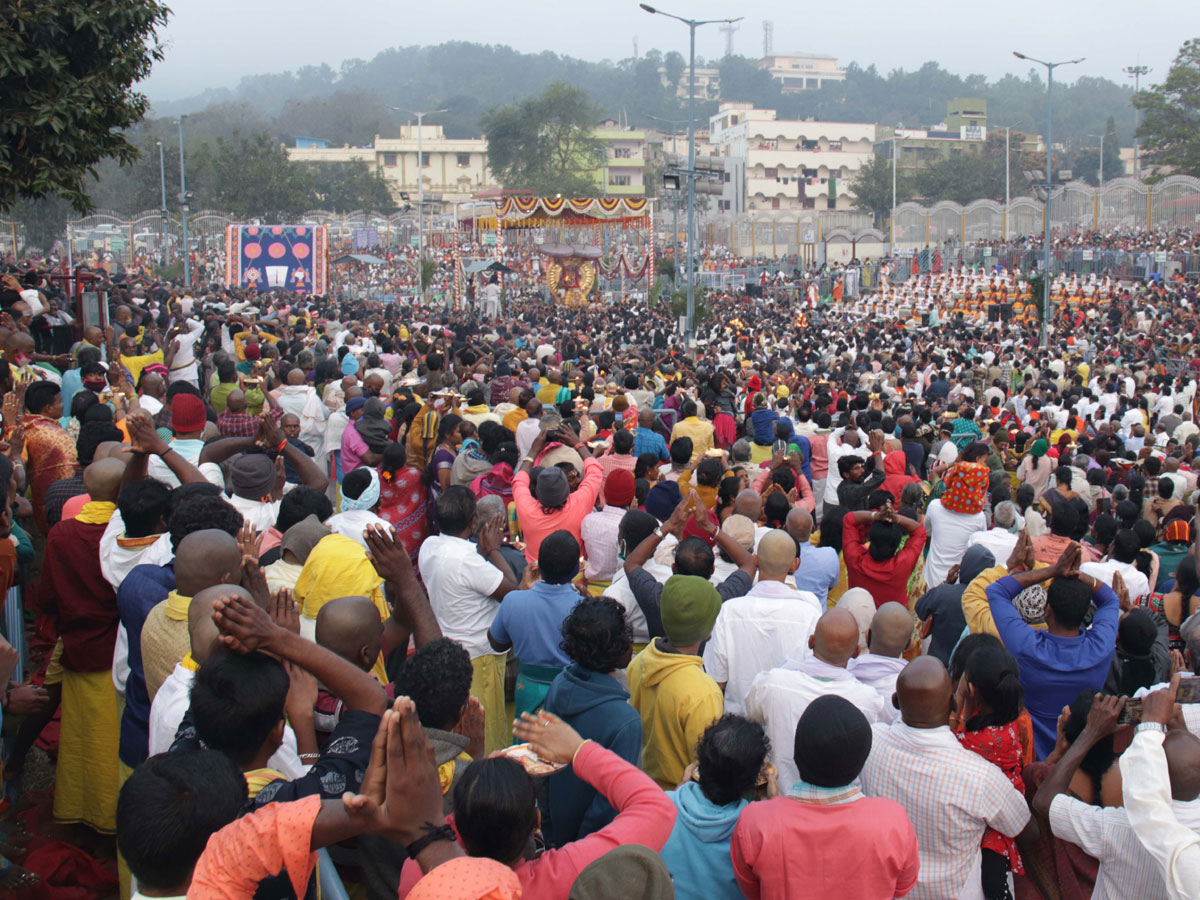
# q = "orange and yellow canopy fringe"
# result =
<box><xmin>474</xmin><ymin>196</ymin><xmax>650</xmax><ymax>230</ymax></box>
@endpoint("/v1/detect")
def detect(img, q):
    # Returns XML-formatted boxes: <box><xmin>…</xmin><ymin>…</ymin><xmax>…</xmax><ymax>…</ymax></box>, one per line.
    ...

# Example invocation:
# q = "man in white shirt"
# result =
<box><xmin>1080</xmin><ymin>529</ymin><xmax>1152</xmax><ymax>604</ymax></box>
<box><xmin>703</xmin><ymin>530</ymin><xmax>821</xmax><ymax>716</ymax></box>
<box><xmin>823</xmin><ymin>427</ymin><xmax>874</xmax><ymax>507</ymax></box>
<box><xmin>859</xmin><ymin>657</ymin><xmax>1030</xmax><ymax>900</ymax></box>
<box><xmin>923</xmin><ymin>495</ymin><xmax>987</xmax><ymax>590</ymax></box>
<box><xmin>515</xmin><ymin>398</ymin><xmax>544</xmax><ymax>461</ymax></box>
<box><xmin>417</xmin><ymin>486</ymin><xmax>521</xmax><ymax>753</ymax></box>
<box><xmin>149</xmin><ymin>589</ymin><xmax>306</xmax><ymax>776</ymax></box>
<box><xmin>745</xmin><ymin>608</ymin><xmax>883</xmax><ymax>791</ymax></box>
<box><xmin>966</xmin><ymin>500</ymin><xmax>1022</xmax><ymax>564</ymax></box>
<box><xmin>1118</xmin><ymin>677</ymin><xmax>1200</xmax><ymax>900</ymax></box>
<box><xmin>273</xmin><ymin>368</ymin><xmax>329</xmax><ymax>459</ymax></box>
<box><xmin>1034</xmin><ymin>691</ymin><xmax>1197</xmax><ymax>900</ymax></box>
<box><xmin>847</xmin><ymin>602</ymin><xmax>912</xmax><ymax>725</ymax></box>
<box><xmin>166</xmin><ymin>314</ymin><xmax>205</xmax><ymax>388</ymax></box>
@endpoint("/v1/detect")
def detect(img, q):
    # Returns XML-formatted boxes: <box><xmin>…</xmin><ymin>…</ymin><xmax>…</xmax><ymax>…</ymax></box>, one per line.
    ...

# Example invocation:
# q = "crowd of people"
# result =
<box><xmin>0</xmin><ymin>246</ymin><xmax>1196</xmax><ymax>900</ymax></box>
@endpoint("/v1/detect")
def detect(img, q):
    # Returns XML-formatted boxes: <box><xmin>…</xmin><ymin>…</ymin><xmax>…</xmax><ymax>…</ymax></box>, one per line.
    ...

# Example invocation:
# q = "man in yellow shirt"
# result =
<box><xmin>502</xmin><ymin>388</ymin><xmax>533</xmax><ymax>435</ymax></box>
<box><xmin>668</xmin><ymin>399</ymin><xmax>716</xmax><ymax>462</ymax></box>
<box><xmin>627</xmin><ymin>574</ymin><xmax>724</xmax><ymax>789</ymax></box>
<box><xmin>118</xmin><ymin>333</ymin><xmax>164</xmax><ymax>386</ymax></box>
<box><xmin>537</xmin><ymin>370</ymin><xmax>570</xmax><ymax>407</ymax></box>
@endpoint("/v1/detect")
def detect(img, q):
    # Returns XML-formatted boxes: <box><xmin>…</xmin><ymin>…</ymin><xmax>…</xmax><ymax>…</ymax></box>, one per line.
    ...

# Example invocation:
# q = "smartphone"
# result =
<box><xmin>1116</xmin><ymin>676</ymin><xmax>1200</xmax><ymax>725</ymax></box>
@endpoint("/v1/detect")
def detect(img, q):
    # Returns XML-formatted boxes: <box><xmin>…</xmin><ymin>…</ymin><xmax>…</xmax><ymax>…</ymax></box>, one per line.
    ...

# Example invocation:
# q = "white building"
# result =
<box><xmin>658</xmin><ymin>65</ymin><xmax>722</xmax><ymax>100</ymax></box>
<box><xmin>758</xmin><ymin>54</ymin><xmax>847</xmax><ymax>93</ymax></box>
<box><xmin>708</xmin><ymin>103</ymin><xmax>874</xmax><ymax>213</ymax></box>
<box><xmin>286</xmin><ymin>124</ymin><xmax>496</xmax><ymax>207</ymax></box>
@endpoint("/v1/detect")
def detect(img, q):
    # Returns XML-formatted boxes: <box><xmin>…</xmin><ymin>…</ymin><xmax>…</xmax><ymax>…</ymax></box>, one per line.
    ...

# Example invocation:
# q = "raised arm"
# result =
<box><xmin>364</xmin><ymin>525</ymin><xmax>442</xmax><ymax>652</ymax></box>
<box><xmin>124</xmin><ymin>413</ymin><xmax>207</xmax><ymax>486</ymax></box>
<box><xmin>1032</xmin><ymin>693</ymin><xmax>1125</xmax><ymax>818</ymax></box>
<box><xmin>212</xmin><ymin>592</ymin><xmax>387</xmax><ymax>715</ymax></box>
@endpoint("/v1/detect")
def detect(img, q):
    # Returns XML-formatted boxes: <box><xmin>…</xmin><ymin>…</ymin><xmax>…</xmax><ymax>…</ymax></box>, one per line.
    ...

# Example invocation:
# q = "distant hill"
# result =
<box><xmin>147</xmin><ymin>41</ymin><xmax>1137</xmax><ymax>150</ymax></box>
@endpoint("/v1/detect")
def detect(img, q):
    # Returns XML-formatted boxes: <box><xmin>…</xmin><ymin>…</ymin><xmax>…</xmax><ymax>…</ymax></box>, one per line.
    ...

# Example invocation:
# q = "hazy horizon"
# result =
<box><xmin>141</xmin><ymin>0</ymin><xmax>1181</xmax><ymax>104</ymax></box>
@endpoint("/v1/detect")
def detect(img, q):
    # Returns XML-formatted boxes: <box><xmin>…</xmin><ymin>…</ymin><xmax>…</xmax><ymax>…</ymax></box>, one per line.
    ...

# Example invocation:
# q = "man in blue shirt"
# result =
<box><xmin>633</xmin><ymin>408</ymin><xmax>670</xmax><ymax>462</ymax></box>
<box><xmin>489</xmin><ymin>529</ymin><xmax>585</xmax><ymax>719</ymax></box>
<box><xmin>785</xmin><ymin>507</ymin><xmax>840</xmax><ymax>608</ymax></box>
<box><xmin>986</xmin><ymin>539</ymin><xmax>1120</xmax><ymax>758</ymax></box>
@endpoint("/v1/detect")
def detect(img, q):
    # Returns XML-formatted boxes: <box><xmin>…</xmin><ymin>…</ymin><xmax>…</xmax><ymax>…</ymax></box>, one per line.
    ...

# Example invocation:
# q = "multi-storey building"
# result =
<box><xmin>708</xmin><ymin>102</ymin><xmax>873</xmax><ymax>212</ymax></box>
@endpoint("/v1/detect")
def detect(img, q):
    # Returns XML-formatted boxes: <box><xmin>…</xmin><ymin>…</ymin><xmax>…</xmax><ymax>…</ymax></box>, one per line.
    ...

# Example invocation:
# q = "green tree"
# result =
<box><xmin>849</xmin><ymin>154</ymin><xmax>913</xmax><ymax>225</ymax></box>
<box><xmin>8</xmin><ymin>195</ymin><xmax>72</xmax><ymax>252</ymax></box>
<box><xmin>304</xmin><ymin>161</ymin><xmax>396</xmax><ymax>214</ymax></box>
<box><xmin>0</xmin><ymin>1</ymin><xmax>170</xmax><ymax>213</ymax></box>
<box><xmin>663</xmin><ymin>52</ymin><xmax>685</xmax><ymax>89</ymax></box>
<box><xmin>1133</xmin><ymin>38</ymin><xmax>1200</xmax><ymax>178</ymax></box>
<box><xmin>189</xmin><ymin>132</ymin><xmax>314</xmax><ymax>219</ymax></box>
<box><xmin>482</xmin><ymin>82</ymin><xmax>604</xmax><ymax>196</ymax></box>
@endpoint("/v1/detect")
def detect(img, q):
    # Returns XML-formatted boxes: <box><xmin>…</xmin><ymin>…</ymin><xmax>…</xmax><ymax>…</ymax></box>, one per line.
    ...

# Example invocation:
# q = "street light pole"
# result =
<box><xmin>891</xmin><ymin>136</ymin><xmax>897</xmax><ymax>257</ymax></box>
<box><xmin>871</xmin><ymin>136</ymin><xmax>899</xmax><ymax>256</ymax></box>
<box><xmin>391</xmin><ymin>107</ymin><xmax>448</xmax><ymax>294</ymax></box>
<box><xmin>157</xmin><ymin>140</ymin><xmax>169</xmax><ymax>267</ymax></box>
<box><xmin>1089</xmin><ymin>133</ymin><xmax>1105</xmax><ymax>187</ymax></box>
<box><xmin>1013</xmin><ymin>52</ymin><xmax>1084</xmax><ymax>347</ymax></box>
<box><xmin>641</xmin><ymin>4</ymin><xmax>742</xmax><ymax>344</ymax></box>
<box><xmin>177</xmin><ymin>116</ymin><xmax>191</xmax><ymax>288</ymax></box>
<box><xmin>1124</xmin><ymin>64</ymin><xmax>1150</xmax><ymax>179</ymax></box>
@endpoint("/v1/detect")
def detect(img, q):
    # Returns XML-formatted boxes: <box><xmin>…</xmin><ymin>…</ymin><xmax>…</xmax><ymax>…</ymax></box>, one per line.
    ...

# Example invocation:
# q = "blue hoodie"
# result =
<box><xmin>542</xmin><ymin>662</ymin><xmax>642</xmax><ymax>846</ymax></box>
<box><xmin>659</xmin><ymin>781</ymin><xmax>747</xmax><ymax>900</ymax></box>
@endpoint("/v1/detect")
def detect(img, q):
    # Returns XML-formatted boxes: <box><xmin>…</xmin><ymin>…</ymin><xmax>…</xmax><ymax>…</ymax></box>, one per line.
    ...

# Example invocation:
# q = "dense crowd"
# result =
<box><xmin>0</xmin><ymin>246</ymin><xmax>1196</xmax><ymax>900</ymax></box>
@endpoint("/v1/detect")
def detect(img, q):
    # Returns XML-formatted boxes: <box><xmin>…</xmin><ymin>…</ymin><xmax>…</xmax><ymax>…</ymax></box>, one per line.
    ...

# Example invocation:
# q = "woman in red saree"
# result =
<box><xmin>376</xmin><ymin>442</ymin><xmax>427</xmax><ymax>561</ymax></box>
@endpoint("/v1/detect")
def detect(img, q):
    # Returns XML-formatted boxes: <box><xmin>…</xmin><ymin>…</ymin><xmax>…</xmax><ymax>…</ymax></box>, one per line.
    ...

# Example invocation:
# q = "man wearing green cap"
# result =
<box><xmin>627</xmin><ymin>574</ymin><xmax>724</xmax><ymax>789</ymax></box>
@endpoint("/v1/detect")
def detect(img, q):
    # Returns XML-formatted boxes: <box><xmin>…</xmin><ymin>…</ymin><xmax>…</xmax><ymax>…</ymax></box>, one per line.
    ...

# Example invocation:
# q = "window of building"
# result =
<box><xmin>765</xmin><ymin>167</ymin><xmax>778</xmax><ymax>179</ymax></box>
<box><xmin>801</xmin><ymin>139</ymin><xmax>819</xmax><ymax>151</ymax></box>
<box><xmin>609</xmin><ymin>175</ymin><xmax>631</xmax><ymax>186</ymax></box>
<box><xmin>828</xmin><ymin>140</ymin><xmax>842</xmax><ymax>152</ymax></box>
<box><xmin>382</xmin><ymin>152</ymin><xmax>398</xmax><ymax>167</ymax></box>
<box><xmin>421</xmin><ymin>152</ymin><xmax>431</xmax><ymax>167</ymax></box>
<box><xmin>613</xmin><ymin>147</ymin><xmax>634</xmax><ymax>159</ymax></box>
<box><xmin>827</xmin><ymin>195</ymin><xmax>837</xmax><ymax>210</ymax></box>
<box><xmin>456</xmin><ymin>153</ymin><xmax>470</xmax><ymax>167</ymax></box>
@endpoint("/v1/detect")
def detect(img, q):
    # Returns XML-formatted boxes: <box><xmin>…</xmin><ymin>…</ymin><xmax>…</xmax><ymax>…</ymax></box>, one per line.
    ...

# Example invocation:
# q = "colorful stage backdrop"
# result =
<box><xmin>224</xmin><ymin>225</ymin><xmax>328</xmax><ymax>293</ymax></box>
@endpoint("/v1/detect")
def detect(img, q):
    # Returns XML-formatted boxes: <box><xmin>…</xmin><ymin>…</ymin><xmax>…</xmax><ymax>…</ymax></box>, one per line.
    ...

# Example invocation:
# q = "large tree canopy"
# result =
<box><xmin>482</xmin><ymin>82</ymin><xmax>604</xmax><ymax>197</ymax></box>
<box><xmin>1134</xmin><ymin>38</ymin><xmax>1200</xmax><ymax>178</ymax></box>
<box><xmin>0</xmin><ymin>0</ymin><xmax>170</xmax><ymax>213</ymax></box>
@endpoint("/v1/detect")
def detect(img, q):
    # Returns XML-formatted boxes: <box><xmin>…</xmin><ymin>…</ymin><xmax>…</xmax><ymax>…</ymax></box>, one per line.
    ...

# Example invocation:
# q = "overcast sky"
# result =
<box><xmin>141</xmin><ymin>0</ymin><xmax>1181</xmax><ymax>102</ymax></box>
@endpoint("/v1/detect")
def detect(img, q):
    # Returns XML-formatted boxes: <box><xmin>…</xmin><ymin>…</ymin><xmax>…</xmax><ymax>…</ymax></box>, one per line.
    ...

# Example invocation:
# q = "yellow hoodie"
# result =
<box><xmin>627</xmin><ymin>638</ymin><xmax>724</xmax><ymax>789</ymax></box>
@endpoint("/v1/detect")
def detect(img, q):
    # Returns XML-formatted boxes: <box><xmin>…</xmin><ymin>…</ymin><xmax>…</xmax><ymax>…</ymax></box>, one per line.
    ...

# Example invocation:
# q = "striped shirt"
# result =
<box><xmin>859</xmin><ymin>721</ymin><xmax>1030</xmax><ymax>900</ymax></box>
<box><xmin>1049</xmin><ymin>794</ymin><xmax>1185</xmax><ymax>900</ymax></box>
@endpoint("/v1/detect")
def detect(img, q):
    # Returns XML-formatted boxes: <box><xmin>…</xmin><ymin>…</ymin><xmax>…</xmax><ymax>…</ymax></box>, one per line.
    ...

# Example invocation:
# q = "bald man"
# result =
<box><xmin>315</xmin><ymin>595</ymin><xmax>385</xmax><ymax>674</ymax></box>
<box><xmin>745</xmin><ymin>608</ymin><xmax>884</xmax><ymax>791</ymax></box>
<box><xmin>146</xmin><ymin>585</ymin><xmax>306</xmax><ymax>777</ymax></box>
<box><xmin>140</xmin><ymin>529</ymin><xmax>244</xmax><ymax>702</ymax></box>
<box><xmin>40</xmin><ymin>458</ymin><xmax>126</xmax><ymax>834</ymax></box>
<box><xmin>847</xmin><ymin>602</ymin><xmax>914</xmax><ymax>724</ymax></box>
<box><xmin>274</xmin><ymin>366</ymin><xmax>329</xmax><ymax>458</ymax></box>
<box><xmin>732</xmin><ymin>489</ymin><xmax>771</xmax><ymax>548</ymax></box>
<box><xmin>704</xmin><ymin>529</ymin><xmax>822</xmax><ymax>716</ymax></box>
<box><xmin>785</xmin><ymin>506</ymin><xmax>841</xmax><ymax>606</ymax></box>
<box><xmin>860</xmin><ymin>657</ymin><xmax>1030</xmax><ymax>900</ymax></box>
<box><xmin>634</xmin><ymin>406</ymin><xmax>670</xmax><ymax>462</ymax></box>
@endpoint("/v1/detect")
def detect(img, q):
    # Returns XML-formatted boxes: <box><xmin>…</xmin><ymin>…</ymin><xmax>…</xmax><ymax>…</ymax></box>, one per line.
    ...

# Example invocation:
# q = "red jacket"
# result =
<box><xmin>842</xmin><ymin>512</ymin><xmax>927</xmax><ymax>609</ymax></box>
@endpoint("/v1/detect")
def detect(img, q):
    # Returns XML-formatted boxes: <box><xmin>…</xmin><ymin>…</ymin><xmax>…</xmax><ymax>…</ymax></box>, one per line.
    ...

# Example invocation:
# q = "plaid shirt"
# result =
<box><xmin>217</xmin><ymin>411</ymin><xmax>259</xmax><ymax>437</ymax></box>
<box><xmin>860</xmin><ymin>721</ymin><xmax>1030</xmax><ymax>900</ymax></box>
<box><xmin>633</xmin><ymin>426</ymin><xmax>670</xmax><ymax>461</ymax></box>
<box><xmin>45</xmin><ymin>471</ymin><xmax>86</xmax><ymax>528</ymax></box>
